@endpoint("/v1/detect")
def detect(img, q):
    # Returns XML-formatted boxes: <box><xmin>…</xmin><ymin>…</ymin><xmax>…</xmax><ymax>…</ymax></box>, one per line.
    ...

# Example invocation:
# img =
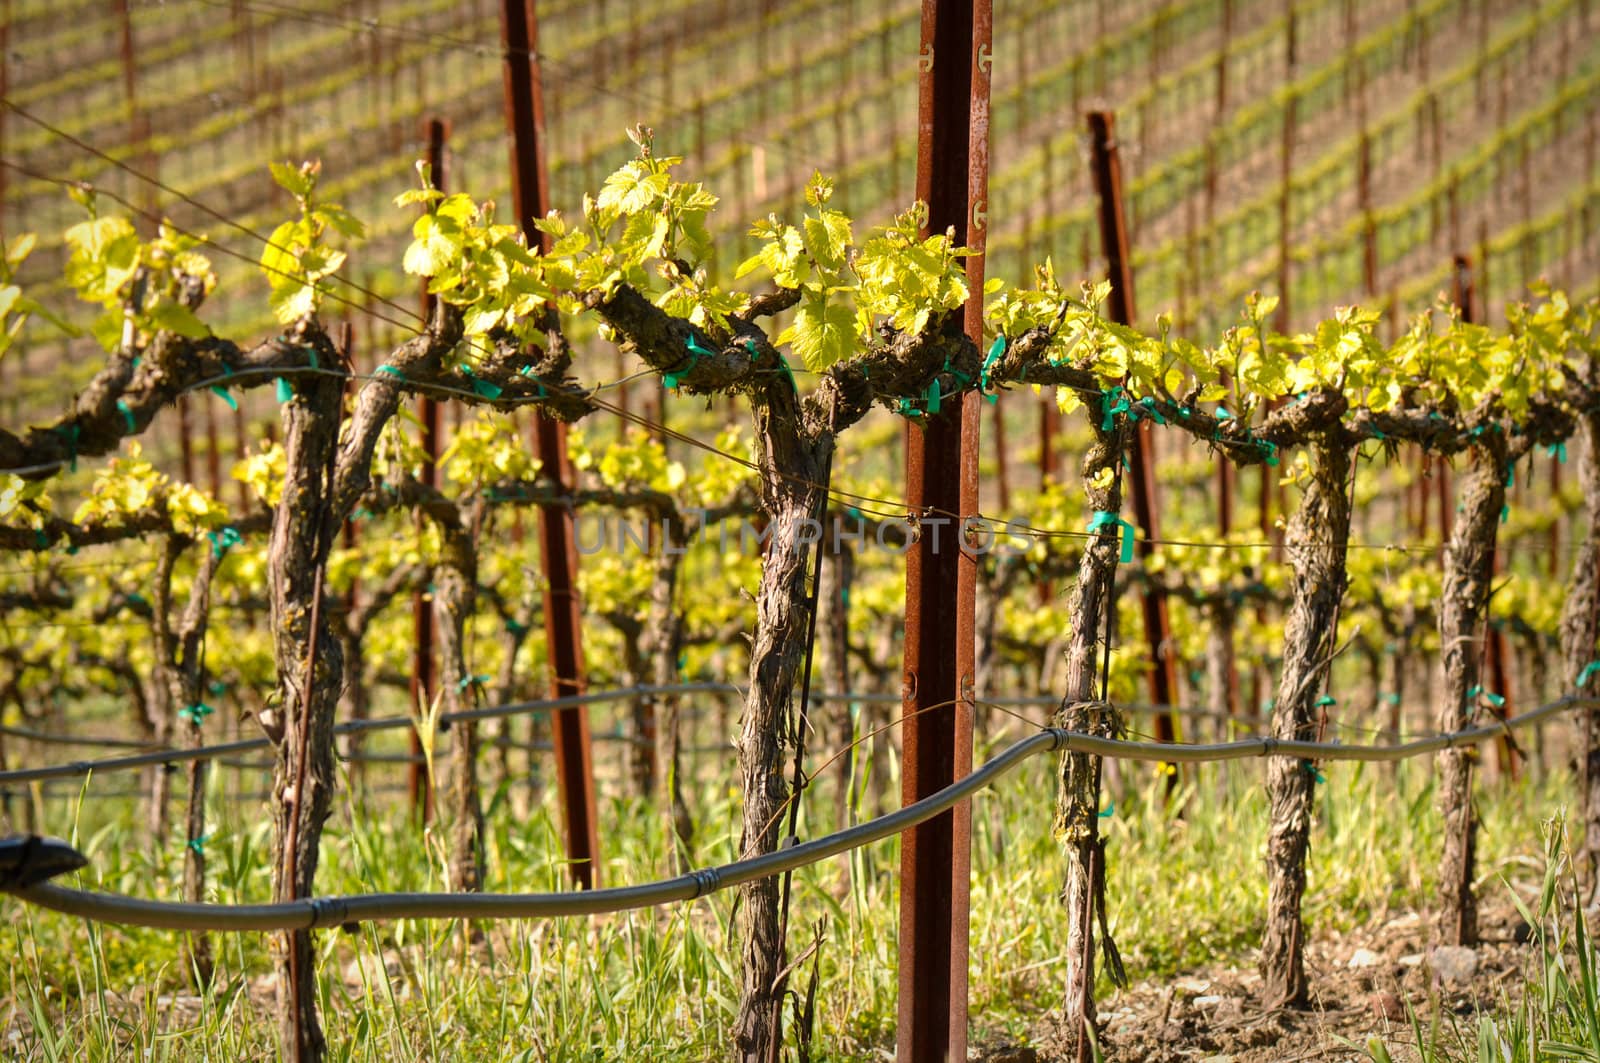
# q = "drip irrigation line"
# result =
<box><xmin>0</xmin><ymin>723</ymin><xmax>158</xmax><ymax>750</ymax></box>
<box><xmin>7</xmin><ymin>694</ymin><xmax>1596</xmax><ymax>931</ymax></box>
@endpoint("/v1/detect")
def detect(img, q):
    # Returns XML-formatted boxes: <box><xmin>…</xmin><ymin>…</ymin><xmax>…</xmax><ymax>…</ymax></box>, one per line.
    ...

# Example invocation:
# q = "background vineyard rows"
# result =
<box><xmin>5</xmin><ymin>0</ymin><xmax>1600</xmax><ymax>447</ymax></box>
<box><xmin>7</xmin><ymin>0</ymin><xmax>1600</xmax><ymax>1059</ymax></box>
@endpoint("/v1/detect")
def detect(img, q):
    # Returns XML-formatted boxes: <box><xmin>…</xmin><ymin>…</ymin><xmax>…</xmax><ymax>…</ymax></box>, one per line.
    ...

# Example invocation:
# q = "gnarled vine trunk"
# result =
<box><xmin>146</xmin><ymin>541</ymin><xmax>179</xmax><ymax>848</ymax></box>
<box><xmin>731</xmin><ymin>401</ymin><xmax>829</xmax><ymax>1063</ymax></box>
<box><xmin>1561</xmin><ymin>413</ymin><xmax>1600</xmax><ymax>897</ymax></box>
<box><xmin>1261</xmin><ymin>433</ymin><xmax>1352</xmax><ymax>1008</ymax></box>
<box><xmin>170</xmin><ymin>539</ymin><xmax>223</xmax><ymax>989</ymax></box>
<box><xmin>1436</xmin><ymin>439</ymin><xmax>1508</xmax><ymax>947</ymax></box>
<box><xmin>820</xmin><ymin>525</ymin><xmax>855</xmax><ymax>830</ymax></box>
<box><xmin>1058</xmin><ymin>415</ymin><xmax>1125</xmax><ymax>1060</ymax></box>
<box><xmin>267</xmin><ymin>352</ymin><xmax>345</xmax><ymax>1063</ymax></box>
<box><xmin>437</xmin><ymin>520</ymin><xmax>484</xmax><ymax>894</ymax></box>
<box><xmin>643</xmin><ymin>517</ymin><xmax>691</xmax><ymax>868</ymax></box>
<box><xmin>1205</xmin><ymin>600</ymin><xmax>1238</xmax><ymax>741</ymax></box>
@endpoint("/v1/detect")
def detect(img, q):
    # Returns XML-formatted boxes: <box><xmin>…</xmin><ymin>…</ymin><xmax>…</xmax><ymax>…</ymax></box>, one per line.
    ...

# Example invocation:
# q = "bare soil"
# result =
<box><xmin>975</xmin><ymin>901</ymin><xmax>1539</xmax><ymax>1063</ymax></box>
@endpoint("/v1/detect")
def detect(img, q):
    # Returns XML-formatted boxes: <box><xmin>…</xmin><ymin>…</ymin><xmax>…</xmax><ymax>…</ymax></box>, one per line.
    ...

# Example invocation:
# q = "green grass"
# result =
<box><xmin>1</xmin><ymin>731</ymin><xmax>1580</xmax><ymax>1060</ymax></box>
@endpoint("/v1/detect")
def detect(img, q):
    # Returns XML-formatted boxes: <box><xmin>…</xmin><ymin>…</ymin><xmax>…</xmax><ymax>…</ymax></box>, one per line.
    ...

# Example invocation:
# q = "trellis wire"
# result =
<box><xmin>6</xmin><ymin>694</ymin><xmax>1593</xmax><ymax>931</ymax></box>
<box><xmin>0</xmin><ymin>687</ymin><xmax>1269</xmax><ymax>786</ymax></box>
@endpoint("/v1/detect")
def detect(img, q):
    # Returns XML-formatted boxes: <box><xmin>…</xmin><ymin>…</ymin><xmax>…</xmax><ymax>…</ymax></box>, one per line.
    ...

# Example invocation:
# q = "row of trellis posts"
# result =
<box><xmin>2</xmin><ymin>1</ymin><xmax>1553</xmax><ymax>1061</ymax></box>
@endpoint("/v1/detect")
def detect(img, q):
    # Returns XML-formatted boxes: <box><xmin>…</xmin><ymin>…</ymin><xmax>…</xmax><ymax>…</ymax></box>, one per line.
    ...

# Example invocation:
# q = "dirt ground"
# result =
<box><xmin>974</xmin><ymin>902</ymin><xmax>1541</xmax><ymax>1063</ymax></box>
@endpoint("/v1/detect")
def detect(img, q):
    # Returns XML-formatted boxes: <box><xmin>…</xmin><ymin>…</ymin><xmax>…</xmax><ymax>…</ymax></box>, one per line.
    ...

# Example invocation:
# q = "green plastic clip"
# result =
<box><xmin>980</xmin><ymin>335</ymin><xmax>1006</xmax><ymax>404</ymax></box>
<box><xmin>668</xmin><ymin>336</ymin><xmax>715</xmax><ymax>391</ymax></box>
<box><xmin>116</xmin><ymin>399</ymin><xmax>136</xmax><ymax>434</ymax></box>
<box><xmin>208</xmin><ymin>526</ymin><xmax>242</xmax><ymax>559</ymax></box>
<box><xmin>63</xmin><ymin>423</ymin><xmax>80</xmax><ymax>472</ymax></box>
<box><xmin>178</xmin><ymin>703</ymin><xmax>215</xmax><ymax>726</ymax></box>
<box><xmin>460</xmin><ymin>364</ymin><xmax>503</xmax><ymax>400</ymax></box>
<box><xmin>1467</xmin><ymin>684</ymin><xmax>1505</xmax><ymax>708</ymax></box>
<box><xmin>1579</xmin><ymin>661</ymin><xmax>1600</xmax><ymax>689</ymax></box>
<box><xmin>1100</xmin><ymin>387</ymin><xmax>1131</xmax><ymax>431</ymax></box>
<box><xmin>1087</xmin><ymin>510</ymin><xmax>1136</xmax><ymax>563</ymax></box>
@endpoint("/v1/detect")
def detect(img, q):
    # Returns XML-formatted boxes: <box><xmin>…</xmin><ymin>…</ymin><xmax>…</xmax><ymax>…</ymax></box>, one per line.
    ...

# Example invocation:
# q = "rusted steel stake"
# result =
<box><xmin>500</xmin><ymin>0</ymin><xmax>601</xmax><ymax>890</ymax></box>
<box><xmin>113</xmin><ymin>0</ymin><xmax>154</xmax><ymax>217</ymax></box>
<box><xmin>1087</xmin><ymin>111</ymin><xmax>1179</xmax><ymax>750</ymax></box>
<box><xmin>898</xmin><ymin>2</ymin><xmax>985</xmax><ymax>1059</ymax></box>
<box><xmin>174</xmin><ymin>393</ymin><xmax>195</xmax><ymax>486</ymax></box>
<box><xmin>953</xmin><ymin>2</ymin><xmax>990</xmax><ymax>1057</ymax></box>
<box><xmin>408</xmin><ymin>117</ymin><xmax>447</xmax><ymax>825</ymax></box>
<box><xmin>204</xmin><ymin>397</ymin><xmax>222</xmax><ymax>501</ymax></box>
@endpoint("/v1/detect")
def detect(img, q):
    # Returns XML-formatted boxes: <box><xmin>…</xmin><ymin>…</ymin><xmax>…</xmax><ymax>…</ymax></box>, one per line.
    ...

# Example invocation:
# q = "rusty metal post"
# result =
<box><xmin>500</xmin><ymin>0</ymin><xmax>602</xmax><ymax>890</ymax></box>
<box><xmin>1550</xmin><ymin>448</ymin><xmax>1563</xmax><ymax>579</ymax></box>
<box><xmin>991</xmin><ymin>397</ymin><xmax>1010</xmax><ymax>511</ymax></box>
<box><xmin>204</xmin><ymin>397</ymin><xmax>222</xmax><ymax>500</ymax></box>
<box><xmin>1087</xmin><ymin>111</ymin><xmax>1179</xmax><ymax>748</ymax></box>
<box><xmin>1040</xmin><ymin>398</ymin><xmax>1057</xmax><ymax>486</ymax></box>
<box><xmin>1359</xmin><ymin>128</ymin><xmax>1376</xmax><ymax>297</ymax></box>
<box><xmin>0</xmin><ymin>0</ymin><xmax>8</xmax><ymax>250</ymax></box>
<box><xmin>1215</xmin><ymin>0</ymin><xmax>1232</xmax><ymax>118</ymax></box>
<box><xmin>1451</xmin><ymin>252</ymin><xmax>1476</xmax><ymax>325</ymax></box>
<box><xmin>1275</xmin><ymin>96</ymin><xmax>1297</xmax><ymax>335</ymax></box>
<box><xmin>898</xmin><ymin>1</ymin><xmax>986</xmax><ymax>1059</ymax></box>
<box><xmin>177</xmin><ymin>398</ymin><xmax>196</xmax><ymax>485</ymax></box>
<box><xmin>233</xmin><ymin>404</ymin><xmax>251</xmax><ymax>513</ymax></box>
<box><xmin>951</xmin><ymin>5</ymin><xmax>990</xmax><ymax>1057</ymax></box>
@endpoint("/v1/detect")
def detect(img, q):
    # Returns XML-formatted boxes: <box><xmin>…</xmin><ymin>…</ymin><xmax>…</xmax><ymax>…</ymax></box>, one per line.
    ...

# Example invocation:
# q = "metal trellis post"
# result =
<box><xmin>1087</xmin><ymin>111</ymin><xmax>1180</xmax><ymax>750</ymax></box>
<box><xmin>899</xmin><ymin>1</ymin><xmax>988</xmax><ymax>1059</ymax></box>
<box><xmin>499</xmin><ymin>0</ymin><xmax>602</xmax><ymax>890</ymax></box>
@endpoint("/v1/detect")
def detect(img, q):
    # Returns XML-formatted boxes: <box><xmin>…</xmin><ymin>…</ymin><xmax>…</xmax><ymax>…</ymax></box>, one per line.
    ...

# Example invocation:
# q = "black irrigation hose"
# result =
<box><xmin>5</xmin><ymin>695</ymin><xmax>1596</xmax><ymax>932</ymax></box>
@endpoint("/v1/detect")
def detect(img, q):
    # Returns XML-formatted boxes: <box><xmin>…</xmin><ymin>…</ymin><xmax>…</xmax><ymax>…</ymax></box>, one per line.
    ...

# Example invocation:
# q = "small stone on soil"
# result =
<box><xmin>1369</xmin><ymin>991</ymin><xmax>1407</xmax><ymax>1021</ymax></box>
<box><xmin>1429</xmin><ymin>945</ymin><xmax>1479</xmax><ymax>984</ymax></box>
<box><xmin>1348</xmin><ymin>947</ymin><xmax>1382</xmax><ymax>968</ymax></box>
<box><xmin>976</xmin><ymin>1047</ymin><xmax>1037</xmax><ymax>1063</ymax></box>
